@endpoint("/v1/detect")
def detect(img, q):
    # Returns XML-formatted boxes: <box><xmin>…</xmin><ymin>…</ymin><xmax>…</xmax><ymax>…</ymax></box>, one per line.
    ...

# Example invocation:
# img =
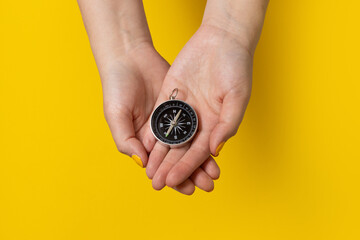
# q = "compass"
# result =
<box><xmin>150</xmin><ymin>88</ymin><xmax>198</xmax><ymax>147</ymax></box>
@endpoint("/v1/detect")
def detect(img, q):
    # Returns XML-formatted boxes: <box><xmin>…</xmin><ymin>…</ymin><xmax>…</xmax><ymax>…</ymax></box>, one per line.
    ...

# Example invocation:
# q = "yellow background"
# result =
<box><xmin>1</xmin><ymin>0</ymin><xmax>359</xmax><ymax>239</ymax></box>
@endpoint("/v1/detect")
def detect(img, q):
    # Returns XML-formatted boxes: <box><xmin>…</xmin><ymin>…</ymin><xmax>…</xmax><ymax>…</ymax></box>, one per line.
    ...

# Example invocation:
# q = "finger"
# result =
<box><xmin>172</xmin><ymin>179</ymin><xmax>195</xmax><ymax>195</ymax></box>
<box><xmin>190</xmin><ymin>167</ymin><xmax>214</xmax><ymax>192</ymax></box>
<box><xmin>141</xmin><ymin>89</ymin><xmax>170</xmax><ymax>154</ymax></box>
<box><xmin>152</xmin><ymin>149</ymin><xmax>218</xmax><ymax>191</ymax></box>
<box><xmin>201</xmin><ymin>156</ymin><xmax>221</xmax><ymax>180</ymax></box>
<box><xmin>136</xmin><ymin>119</ymin><xmax>157</xmax><ymax>154</ymax></box>
<box><xmin>142</xmin><ymin>128</ymin><xmax>157</xmax><ymax>153</ymax></box>
<box><xmin>146</xmin><ymin>142</ymin><xmax>169</xmax><ymax>179</ymax></box>
<box><xmin>209</xmin><ymin>91</ymin><xmax>250</xmax><ymax>157</ymax></box>
<box><xmin>105</xmin><ymin>107</ymin><xmax>148</xmax><ymax>168</ymax></box>
<box><xmin>152</xmin><ymin>146</ymin><xmax>189</xmax><ymax>190</ymax></box>
<box><xmin>166</xmin><ymin>132</ymin><xmax>210</xmax><ymax>188</ymax></box>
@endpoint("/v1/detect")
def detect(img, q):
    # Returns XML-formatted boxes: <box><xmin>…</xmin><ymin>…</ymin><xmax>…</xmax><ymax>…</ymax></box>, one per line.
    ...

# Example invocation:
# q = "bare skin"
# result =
<box><xmin>78</xmin><ymin>0</ymin><xmax>268</xmax><ymax>194</ymax></box>
<box><xmin>77</xmin><ymin>0</ymin><xmax>220</xmax><ymax>195</ymax></box>
<box><xmin>144</xmin><ymin>25</ymin><xmax>252</xmax><ymax>189</ymax></box>
<box><xmin>144</xmin><ymin>0</ymin><xmax>269</xmax><ymax>189</ymax></box>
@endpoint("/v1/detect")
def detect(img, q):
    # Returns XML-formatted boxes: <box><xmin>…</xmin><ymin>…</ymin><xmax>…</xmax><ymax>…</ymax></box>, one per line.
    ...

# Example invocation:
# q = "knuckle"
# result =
<box><xmin>193</xmin><ymin>145</ymin><xmax>209</xmax><ymax>156</ymax></box>
<box><xmin>181</xmin><ymin>160</ymin><xmax>195</xmax><ymax>173</ymax></box>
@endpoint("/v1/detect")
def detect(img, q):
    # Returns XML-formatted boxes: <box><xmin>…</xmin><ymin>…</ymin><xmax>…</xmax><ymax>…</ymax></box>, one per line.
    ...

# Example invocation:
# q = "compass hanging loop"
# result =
<box><xmin>169</xmin><ymin>88</ymin><xmax>178</xmax><ymax>100</ymax></box>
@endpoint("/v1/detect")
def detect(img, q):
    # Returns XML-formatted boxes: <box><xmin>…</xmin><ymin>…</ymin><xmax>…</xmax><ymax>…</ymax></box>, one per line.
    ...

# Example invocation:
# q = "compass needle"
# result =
<box><xmin>150</xmin><ymin>89</ymin><xmax>198</xmax><ymax>146</ymax></box>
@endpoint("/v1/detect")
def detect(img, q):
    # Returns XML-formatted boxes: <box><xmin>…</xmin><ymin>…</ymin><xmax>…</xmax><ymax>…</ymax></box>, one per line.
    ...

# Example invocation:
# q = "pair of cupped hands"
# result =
<box><xmin>103</xmin><ymin>25</ymin><xmax>253</xmax><ymax>195</ymax></box>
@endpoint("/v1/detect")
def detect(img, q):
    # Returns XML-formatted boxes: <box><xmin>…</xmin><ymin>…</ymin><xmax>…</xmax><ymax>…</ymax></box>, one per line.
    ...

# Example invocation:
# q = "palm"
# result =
<box><xmin>145</xmin><ymin>26</ymin><xmax>253</xmax><ymax>188</ymax></box>
<box><xmin>103</xmin><ymin>44</ymin><xmax>220</xmax><ymax>194</ymax></box>
<box><xmin>102</xmin><ymin>44</ymin><xmax>167</xmax><ymax>157</ymax></box>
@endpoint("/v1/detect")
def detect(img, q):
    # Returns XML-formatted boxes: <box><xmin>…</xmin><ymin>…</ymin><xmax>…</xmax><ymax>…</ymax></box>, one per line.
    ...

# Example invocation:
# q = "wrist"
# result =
<box><xmin>79</xmin><ymin>0</ymin><xmax>153</xmax><ymax>72</ymax></box>
<box><xmin>89</xmin><ymin>15</ymin><xmax>153</xmax><ymax>69</ymax></box>
<box><xmin>201</xmin><ymin>0</ymin><xmax>269</xmax><ymax>54</ymax></box>
<box><xmin>97</xmin><ymin>41</ymin><xmax>155</xmax><ymax>81</ymax></box>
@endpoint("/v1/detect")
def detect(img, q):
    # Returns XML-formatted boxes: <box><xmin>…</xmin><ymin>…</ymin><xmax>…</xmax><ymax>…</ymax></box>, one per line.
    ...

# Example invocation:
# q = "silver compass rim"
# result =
<box><xmin>150</xmin><ymin>99</ymin><xmax>199</xmax><ymax>148</ymax></box>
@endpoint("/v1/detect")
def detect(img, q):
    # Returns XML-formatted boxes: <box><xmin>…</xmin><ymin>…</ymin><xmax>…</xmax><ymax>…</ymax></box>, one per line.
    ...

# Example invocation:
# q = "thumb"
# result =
<box><xmin>105</xmin><ymin>106</ymin><xmax>148</xmax><ymax>168</ymax></box>
<box><xmin>209</xmin><ymin>91</ymin><xmax>250</xmax><ymax>157</ymax></box>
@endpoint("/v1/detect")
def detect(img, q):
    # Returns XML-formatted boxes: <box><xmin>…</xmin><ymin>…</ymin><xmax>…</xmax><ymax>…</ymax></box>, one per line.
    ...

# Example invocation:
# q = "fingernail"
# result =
<box><xmin>131</xmin><ymin>155</ymin><xmax>143</xmax><ymax>168</ymax></box>
<box><xmin>215</xmin><ymin>142</ymin><xmax>225</xmax><ymax>157</ymax></box>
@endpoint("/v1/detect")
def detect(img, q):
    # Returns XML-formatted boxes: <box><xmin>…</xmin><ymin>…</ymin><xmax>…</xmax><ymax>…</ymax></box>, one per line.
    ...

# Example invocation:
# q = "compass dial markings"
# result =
<box><xmin>151</xmin><ymin>100</ymin><xmax>198</xmax><ymax>145</ymax></box>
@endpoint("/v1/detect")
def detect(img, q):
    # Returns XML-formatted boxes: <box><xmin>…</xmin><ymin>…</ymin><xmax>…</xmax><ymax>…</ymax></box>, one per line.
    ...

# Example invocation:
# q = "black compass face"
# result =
<box><xmin>150</xmin><ymin>100</ymin><xmax>198</xmax><ymax>146</ymax></box>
